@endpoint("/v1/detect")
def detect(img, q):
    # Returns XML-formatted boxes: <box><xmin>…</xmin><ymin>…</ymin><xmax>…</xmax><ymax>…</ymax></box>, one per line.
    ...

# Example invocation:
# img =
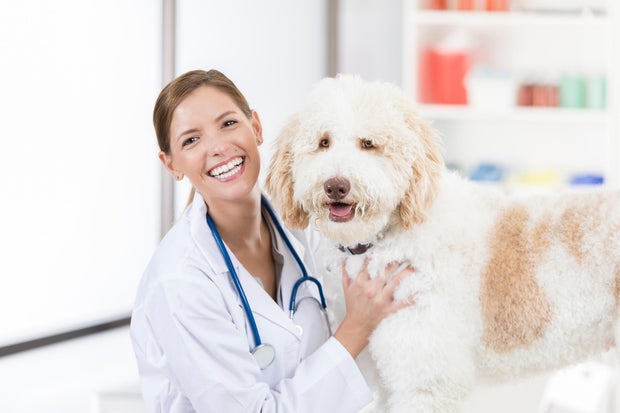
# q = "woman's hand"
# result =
<box><xmin>333</xmin><ymin>259</ymin><xmax>414</xmax><ymax>358</ymax></box>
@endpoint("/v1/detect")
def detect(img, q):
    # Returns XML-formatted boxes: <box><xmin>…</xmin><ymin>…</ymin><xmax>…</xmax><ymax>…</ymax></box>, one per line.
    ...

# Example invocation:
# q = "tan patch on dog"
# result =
<box><xmin>481</xmin><ymin>205</ymin><xmax>552</xmax><ymax>353</ymax></box>
<box><xmin>559</xmin><ymin>207</ymin><xmax>586</xmax><ymax>264</ymax></box>
<box><xmin>612</xmin><ymin>220</ymin><xmax>620</xmax><ymax>302</ymax></box>
<box><xmin>614</xmin><ymin>266</ymin><xmax>620</xmax><ymax>302</ymax></box>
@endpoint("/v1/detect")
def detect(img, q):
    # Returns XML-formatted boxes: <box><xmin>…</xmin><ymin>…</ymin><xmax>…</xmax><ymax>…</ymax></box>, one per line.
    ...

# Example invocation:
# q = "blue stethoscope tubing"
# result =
<box><xmin>205</xmin><ymin>195</ymin><xmax>331</xmax><ymax>369</ymax></box>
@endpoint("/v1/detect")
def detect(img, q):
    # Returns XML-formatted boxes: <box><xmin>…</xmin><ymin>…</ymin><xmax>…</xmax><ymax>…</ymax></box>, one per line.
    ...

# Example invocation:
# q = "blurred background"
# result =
<box><xmin>0</xmin><ymin>0</ymin><xmax>617</xmax><ymax>412</ymax></box>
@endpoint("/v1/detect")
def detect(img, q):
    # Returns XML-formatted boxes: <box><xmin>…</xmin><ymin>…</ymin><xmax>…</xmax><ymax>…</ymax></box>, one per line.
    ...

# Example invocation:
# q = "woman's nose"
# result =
<box><xmin>202</xmin><ymin>133</ymin><xmax>230</xmax><ymax>156</ymax></box>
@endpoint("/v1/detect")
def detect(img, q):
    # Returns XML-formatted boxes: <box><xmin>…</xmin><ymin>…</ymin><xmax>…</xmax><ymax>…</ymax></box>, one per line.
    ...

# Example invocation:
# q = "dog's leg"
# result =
<box><xmin>368</xmin><ymin>303</ymin><xmax>476</xmax><ymax>413</ymax></box>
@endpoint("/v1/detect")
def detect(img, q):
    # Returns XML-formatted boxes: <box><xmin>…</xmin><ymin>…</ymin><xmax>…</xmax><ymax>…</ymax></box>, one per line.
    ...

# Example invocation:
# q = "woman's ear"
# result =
<box><xmin>265</xmin><ymin>115</ymin><xmax>309</xmax><ymax>229</ymax></box>
<box><xmin>159</xmin><ymin>151</ymin><xmax>183</xmax><ymax>181</ymax></box>
<box><xmin>251</xmin><ymin>110</ymin><xmax>264</xmax><ymax>145</ymax></box>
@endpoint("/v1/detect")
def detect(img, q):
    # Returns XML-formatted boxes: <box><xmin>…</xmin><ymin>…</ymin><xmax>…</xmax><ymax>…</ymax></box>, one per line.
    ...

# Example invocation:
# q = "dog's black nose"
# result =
<box><xmin>324</xmin><ymin>177</ymin><xmax>350</xmax><ymax>200</ymax></box>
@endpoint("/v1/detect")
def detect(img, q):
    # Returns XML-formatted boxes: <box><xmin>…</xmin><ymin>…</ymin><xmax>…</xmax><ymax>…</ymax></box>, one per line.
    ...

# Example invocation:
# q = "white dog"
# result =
<box><xmin>265</xmin><ymin>74</ymin><xmax>620</xmax><ymax>413</ymax></box>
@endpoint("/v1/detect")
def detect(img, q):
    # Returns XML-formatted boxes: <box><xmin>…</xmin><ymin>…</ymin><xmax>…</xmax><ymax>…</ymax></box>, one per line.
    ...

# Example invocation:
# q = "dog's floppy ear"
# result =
<box><xmin>265</xmin><ymin>114</ymin><xmax>310</xmax><ymax>229</ymax></box>
<box><xmin>398</xmin><ymin>109</ymin><xmax>443</xmax><ymax>228</ymax></box>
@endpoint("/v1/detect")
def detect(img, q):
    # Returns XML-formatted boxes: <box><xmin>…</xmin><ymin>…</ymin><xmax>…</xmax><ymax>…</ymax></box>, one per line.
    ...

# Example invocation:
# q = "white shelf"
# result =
<box><xmin>412</xmin><ymin>10</ymin><xmax>609</xmax><ymax>27</ymax></box>
<box><xmin>416</xmin><ymin>104</ymin><xmax>610</xmax><ymax>123</ymax></box>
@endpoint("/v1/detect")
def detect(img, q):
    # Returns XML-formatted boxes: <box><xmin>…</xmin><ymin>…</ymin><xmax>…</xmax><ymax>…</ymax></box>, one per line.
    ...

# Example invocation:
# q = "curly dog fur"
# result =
<box><xmin>265</xmin><ymin>74</ymin><xmax>620</xmax><ymax>413</ymax></box>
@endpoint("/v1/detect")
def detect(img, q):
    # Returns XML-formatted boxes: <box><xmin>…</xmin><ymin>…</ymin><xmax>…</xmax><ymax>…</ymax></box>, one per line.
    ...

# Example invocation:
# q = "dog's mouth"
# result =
<box><xmin>328</xmin><ymin>202</ymin><xmax>356</xmax><ymax>222</ymax></box>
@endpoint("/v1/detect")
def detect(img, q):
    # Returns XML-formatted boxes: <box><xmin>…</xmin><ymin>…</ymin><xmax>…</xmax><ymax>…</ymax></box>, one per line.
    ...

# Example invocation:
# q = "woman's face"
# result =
<box><xmin>160</xmin><ymin>85</ymin><xmax>263</xmax><ymax>205</ymax></box>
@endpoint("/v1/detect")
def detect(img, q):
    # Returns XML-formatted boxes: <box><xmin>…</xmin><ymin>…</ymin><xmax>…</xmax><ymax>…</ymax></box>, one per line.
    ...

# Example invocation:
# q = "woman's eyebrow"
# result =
<box><xmin>214</xmin><ymin>110</ymin><xmax>237</xmax><ymax>124</ymax></box>
<box><xmin>176</xmin><ymin>128</ymin><xmax>200</xmax><ymax>142</ymax></box>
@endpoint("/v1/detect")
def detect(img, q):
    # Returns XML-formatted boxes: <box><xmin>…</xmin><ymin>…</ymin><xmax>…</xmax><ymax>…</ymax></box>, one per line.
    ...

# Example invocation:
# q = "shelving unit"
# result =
<box><xmin>401</xmin><ymin>0</ymin><xmax>619</xmax><ymax>190</ymax></box>
<box><xmin>412</xmin><ymin>9</ymin><xmax>609</xmax><ymax>26</ymax></box>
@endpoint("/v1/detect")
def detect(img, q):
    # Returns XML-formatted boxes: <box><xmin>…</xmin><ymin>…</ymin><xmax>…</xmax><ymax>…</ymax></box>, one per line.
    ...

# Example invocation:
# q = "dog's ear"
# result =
<box><xmin>265</xmin><ymin>115</ymin><xmax>310</xmax><ymax>229</ymax></box>
<box><xmin>398</xmin><ymin>109</ymin><xmax>443</xmax><ymax>228</ymax></box>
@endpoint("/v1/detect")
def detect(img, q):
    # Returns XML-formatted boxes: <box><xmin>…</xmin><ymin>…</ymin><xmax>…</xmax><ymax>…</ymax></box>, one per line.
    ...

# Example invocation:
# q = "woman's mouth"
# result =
<box><xmin>208</xmin><ymin>156</ymin><xmax>244</xmax><ymax>180</ymax></box>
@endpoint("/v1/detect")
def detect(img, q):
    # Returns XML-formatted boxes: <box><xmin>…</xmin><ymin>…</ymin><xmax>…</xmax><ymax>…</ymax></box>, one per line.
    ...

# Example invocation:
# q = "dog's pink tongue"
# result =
<box><xmin>329</xmin><ymin>203</ymin><xmax>353</xmax><ymax>217</ymax></box>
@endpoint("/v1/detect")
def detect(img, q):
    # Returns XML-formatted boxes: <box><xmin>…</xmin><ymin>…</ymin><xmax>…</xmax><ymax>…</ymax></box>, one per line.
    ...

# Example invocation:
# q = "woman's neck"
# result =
<box><xmin>205</xmin><ymin>190</ymin><xmax>265</xmax><ymax>252</ymax></box>
<box><xmin>206</xmin><ymin>189</ymin><xmax>277</xmax><ymax>300</ymax></box>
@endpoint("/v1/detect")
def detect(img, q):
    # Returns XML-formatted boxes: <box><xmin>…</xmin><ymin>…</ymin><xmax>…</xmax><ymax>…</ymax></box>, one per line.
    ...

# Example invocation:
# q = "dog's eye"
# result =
<box><xmin>319</xmin><ymin>138</ymin><xmax>330</xmax><ymax>148</ymax></box>
<box><xmin>360</xmin><ymin>139</ymin><xmax>374</xmax><ymax>149</ymax></box>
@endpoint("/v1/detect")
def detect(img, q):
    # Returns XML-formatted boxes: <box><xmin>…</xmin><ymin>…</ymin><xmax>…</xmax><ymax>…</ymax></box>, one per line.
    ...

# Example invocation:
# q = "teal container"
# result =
<box><xmin>586</xmin><ymin>75</ymin><xmax>606</xmax><ymax>109</ymax></box>
<box><xmin>560</xmin><ymin>74</ymin><xmax>586</xmax><ymax>108</ymax></box>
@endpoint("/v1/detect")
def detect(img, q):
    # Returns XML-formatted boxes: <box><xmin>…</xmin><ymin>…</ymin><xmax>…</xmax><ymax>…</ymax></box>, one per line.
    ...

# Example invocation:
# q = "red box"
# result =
<box><xmin>419</xmin><ymin>49</ymin><xmax>469</xmax><ymax>105</ymax></box>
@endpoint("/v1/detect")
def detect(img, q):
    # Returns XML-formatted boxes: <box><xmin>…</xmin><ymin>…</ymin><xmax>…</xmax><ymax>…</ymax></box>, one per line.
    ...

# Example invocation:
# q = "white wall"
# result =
<box><xmin>0</xmin><ymin>0</ymin><xmax>161</xmax><ymax>346</ymax></box>
<box><xmin>338</xmin><ymin>0</ymin><xmax>403</xmax><ymax>84</ymax></box>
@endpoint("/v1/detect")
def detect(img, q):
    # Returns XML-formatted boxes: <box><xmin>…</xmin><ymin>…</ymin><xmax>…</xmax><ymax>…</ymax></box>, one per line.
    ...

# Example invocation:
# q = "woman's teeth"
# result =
<box><xmin>209</xmin><ymin>157</ymin><xmax>244</xmax><ymax>179</ymax></box>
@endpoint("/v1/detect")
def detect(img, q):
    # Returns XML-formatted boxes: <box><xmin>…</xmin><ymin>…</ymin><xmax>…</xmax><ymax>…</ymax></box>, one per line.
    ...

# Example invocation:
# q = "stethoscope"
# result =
<box><xmin>206</xmin><ymin>195</ymin><xmax>332</xmax><ymax>370</ymax></box>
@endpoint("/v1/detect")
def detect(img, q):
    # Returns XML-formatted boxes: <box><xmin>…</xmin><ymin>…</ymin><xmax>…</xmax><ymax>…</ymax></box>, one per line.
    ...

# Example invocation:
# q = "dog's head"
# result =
<box><xmin>265</xmin><ymin>75</ymin><xmax>444</xmax><ymax>246</ymax></box>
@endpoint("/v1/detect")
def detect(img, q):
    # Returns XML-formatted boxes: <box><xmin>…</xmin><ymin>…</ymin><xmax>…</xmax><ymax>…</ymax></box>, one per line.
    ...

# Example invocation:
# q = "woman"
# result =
<box><xmin>130</xmin><ymin>69</ymin><xmax>413</xmax><ymax>412</ymax></box>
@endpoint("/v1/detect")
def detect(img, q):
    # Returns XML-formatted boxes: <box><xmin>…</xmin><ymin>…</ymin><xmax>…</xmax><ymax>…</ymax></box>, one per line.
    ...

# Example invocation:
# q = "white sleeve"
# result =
<box><xmin>143</xmin><ymin>277</ymin><xmax>372</xmax><ymax>413</ymax></box>
<box><xmin>270</xmin><ymin>336</ymin><xmax>373</xmax><ymax>411</ymax></box>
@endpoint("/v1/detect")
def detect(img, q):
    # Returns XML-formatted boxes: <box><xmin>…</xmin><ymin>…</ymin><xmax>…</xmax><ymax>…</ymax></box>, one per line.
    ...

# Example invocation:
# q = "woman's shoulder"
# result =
<box><xmin>137</xmin><ymin>207</ymin><xmax>215</xmax><ymax>294</ymax></box>
<box><xmin>132</xmin><ymin>232</ymin><xmax>225</xmax><ymax>330</ymax></box>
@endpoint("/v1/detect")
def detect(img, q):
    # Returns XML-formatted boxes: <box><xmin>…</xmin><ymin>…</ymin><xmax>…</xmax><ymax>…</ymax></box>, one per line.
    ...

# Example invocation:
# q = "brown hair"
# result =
<box><xmin>153</xmin><ymin>69</ymin><xmax>252</xmax><ymax>154</ymax></box>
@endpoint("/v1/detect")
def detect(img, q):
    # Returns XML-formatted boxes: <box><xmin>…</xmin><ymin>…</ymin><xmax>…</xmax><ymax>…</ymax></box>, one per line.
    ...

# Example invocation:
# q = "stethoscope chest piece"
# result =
<box><xmin>252</xmin><ymin>343</ymin><xmax>276</xmax><ymax>369</ymax></box>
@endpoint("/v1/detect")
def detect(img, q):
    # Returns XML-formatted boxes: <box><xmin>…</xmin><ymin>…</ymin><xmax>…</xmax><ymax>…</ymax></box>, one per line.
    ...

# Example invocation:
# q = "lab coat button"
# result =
<box><xmin>295</xmin><ymin>325</ymin><xmax>303</xmax><ymax>336</ymax></box>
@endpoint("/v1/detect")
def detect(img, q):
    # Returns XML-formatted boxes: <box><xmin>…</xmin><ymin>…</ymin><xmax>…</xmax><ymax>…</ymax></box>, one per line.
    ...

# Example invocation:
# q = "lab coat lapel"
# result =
<box><xmin>234</xmin><ymin>264</ymin><xmax>300</xmax><ymax>338</ymax></box>
<box><xmin>261</xmin><ymin>195</ymin><xmax>314</xmax><ymax>311</ymax></box>
<box><xmin>188</xmin><ymin>193</ymin><xmax>301</xmax><ymax>338</ymax></box>
<box><xmin>277</xmin><ymin>228</ymin><xmax>308</xmax><ymax>315</ymax></box>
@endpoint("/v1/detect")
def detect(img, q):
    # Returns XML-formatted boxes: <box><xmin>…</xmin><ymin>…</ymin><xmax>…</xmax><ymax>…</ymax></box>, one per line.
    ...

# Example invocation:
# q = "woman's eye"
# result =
<box><xmin>182</xmin><ymin>136</ymin><xmax>198</xmax><ymax>147</ymax></box>
<box><xmin>361</xmin><ymin>139</ymin><xmax>374</xmax><ymax>149</ymax></box>
<box><xmin>223</xmin><ymin>119</ymin><xmax>237</xmax><ymax>127</ymax></box>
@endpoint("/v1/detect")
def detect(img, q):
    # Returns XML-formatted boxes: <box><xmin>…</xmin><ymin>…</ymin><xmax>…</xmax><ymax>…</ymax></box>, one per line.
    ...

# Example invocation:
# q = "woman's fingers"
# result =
<box><xmin>341</xmin><ymin>264</ymin><xmax>352</xmax><ymax>289</ymax></box>
<box><xmin>384</xmin><ymin>265</ymin><xmax>413</xmax><ymax>294</ymax></box>
<box><xmin>386</xmin><ymin>269</ymin><xmax>416</xmax><ymax>313</ymax></box>
<box><xmin>340</xmin><ymin>258</ymin><xmax>414</xmax><ymax>306</ymax></box>
<box><xmin>370</xmin><ymin>263</ymin><xmax>415</xmax><ymax>313</ymax></box>
<box><xmin>341</xmin><ymin>257</ymin><xmax>371</xmax><ymax>284</ymax></box>
<box><xmin>383</xmin><ymin>261</ymin><xmax>400</xmax><ymax>278</ymax></box>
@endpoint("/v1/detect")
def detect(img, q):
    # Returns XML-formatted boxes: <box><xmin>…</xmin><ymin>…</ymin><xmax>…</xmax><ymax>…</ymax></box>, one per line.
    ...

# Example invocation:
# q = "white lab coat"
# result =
<box><xmin>130</xmin><ymin>193</ymin><xmax>372</xmax><ymax>413</ymax></box>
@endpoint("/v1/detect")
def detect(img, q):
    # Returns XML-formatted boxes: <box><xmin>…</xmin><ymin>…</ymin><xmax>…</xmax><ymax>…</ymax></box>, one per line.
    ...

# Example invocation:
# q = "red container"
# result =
<box><xmin>457</xmin><ymin>0</ymin><xmax>476</xmax><ymax>10</ymax></box>
<box><xmin>486</xmin><ymin>0</ymin><xmax>510</xmax><ymax>11</ymax></box>
<box><xmin>419</xmin><ymin>49</ymin><xmax>469</xmax><ymax>105</ymax></box>
<box><xmin>426</xmin><ymin>0</ymin><xmax>448</xmax><ymax>9</ymax></box>
<box><xmin>517</xmin><ymin>84</ymin><xmax>534</xmax><ymax>106</ymax></box>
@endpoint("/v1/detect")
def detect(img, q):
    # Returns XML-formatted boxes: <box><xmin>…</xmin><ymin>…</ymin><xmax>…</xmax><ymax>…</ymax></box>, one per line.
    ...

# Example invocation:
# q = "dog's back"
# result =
<box><xmin>469</xmin><ymin>186</ymin><xmax>620</xmax><ymax>380</ymax></box>
<box><xmin>376</xmin><ymin>172</ymin><xmax>620</xmax><ymax>381</ymax></box>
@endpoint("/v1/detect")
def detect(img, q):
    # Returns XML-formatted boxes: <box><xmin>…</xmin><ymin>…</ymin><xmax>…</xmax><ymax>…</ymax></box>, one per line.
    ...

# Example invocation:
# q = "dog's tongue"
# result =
<box><xmin>329</xmin><ymin>203</ymin><xmax>353</xmax><ymax>217</ymax></box>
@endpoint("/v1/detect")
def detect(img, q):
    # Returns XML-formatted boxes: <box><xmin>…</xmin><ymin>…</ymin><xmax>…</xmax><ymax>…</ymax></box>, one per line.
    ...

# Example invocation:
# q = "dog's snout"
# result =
<box><xmin>324</xmin><ymin>177</ymin><xmax>350</xmax><ymax>200</ymax></box>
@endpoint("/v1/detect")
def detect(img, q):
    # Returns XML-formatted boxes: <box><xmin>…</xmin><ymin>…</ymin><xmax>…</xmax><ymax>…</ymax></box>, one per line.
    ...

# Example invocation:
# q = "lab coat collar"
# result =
<box><xmin>188</xmin><ymin>192</ymin><xmax>306</xmax><ymax>338</ymax></box>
